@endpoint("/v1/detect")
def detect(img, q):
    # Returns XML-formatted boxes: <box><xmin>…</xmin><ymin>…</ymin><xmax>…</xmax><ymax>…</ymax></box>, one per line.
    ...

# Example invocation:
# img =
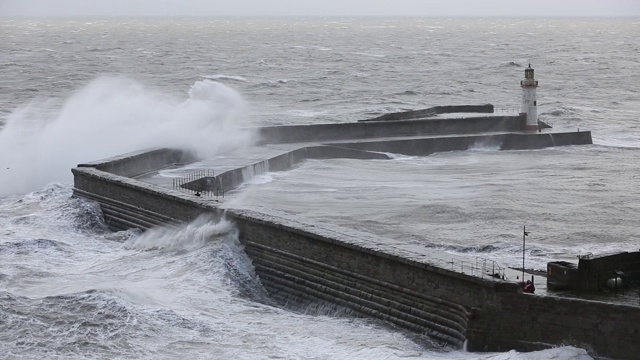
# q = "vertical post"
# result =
<box><xmin>523</xmin><ymin>225</ymin><xmax>528</xmax><ymax>285</ymax></box>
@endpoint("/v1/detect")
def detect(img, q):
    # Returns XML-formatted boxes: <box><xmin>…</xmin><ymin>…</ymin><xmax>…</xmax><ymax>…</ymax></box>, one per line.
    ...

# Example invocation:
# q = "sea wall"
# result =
<box><xmin>71</xmin><ymin>143</ymin><xmax>637</xmax><ymax>358</ymax></box>
<box><xmin>69</xmin><ymin>118</ymin><xmax>614</xmax><ymax>356</ymax></box>
<box><xmin>227</xmin><ymin>208</ymin><xmax>518</xmax><ymax>347</ymax></box>
<box><xmin>467</xmin><ymin>293</ymin><xmax>640</xmax><ymax>359</ymax></box>
<box><xmin>73</xmin><ymin>147</ymin><xmax>225</xmax><ymax>231</ymax></box>
<box><xmin>224</xmin><ymin>208</ymin><xmax>640</xmax><ymax>359</ymax></box>
<box><xmin>332</xmin><ymin>132</ymin><xmax>593</xmax><ymax>155</ymax></box>
<box><xmin>359</xmin><ymin>104</ymin><xmax>494</xmax><ymax>122</ymax></box>
<box><xmin>257</xmin><ymin>115</ymin><xmax>524</xmax><ymax>144</ymax></box>
<box><xmin>78</xmin><ymin>148</ymin><xmax>195</xmax><ymax>178</ymax></box>
<box><xmin>210</xmin><ymin>132</ymin><xmax>592</xmax><ymax>194</ymax></box>
<box><xmin>211</xmin><ymin>146</ymin><xmax>390</xmax><ymax>193</ymax></box>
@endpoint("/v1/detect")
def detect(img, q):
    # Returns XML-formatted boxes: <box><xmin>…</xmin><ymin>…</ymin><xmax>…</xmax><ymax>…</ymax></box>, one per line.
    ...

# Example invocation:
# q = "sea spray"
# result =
<box><xmin>123</xmin><ymin>213</ymin><xmax>271</xmax><ymax>303</ymax></box>
<box><xmin>0</xmin><ymin>77</ymin><xmax>256</xmax><ymax>196</ymax></box>
<box><xmin>123</xmin><ymin>214</ymin><xmax>235</xmax><ymax>252</ymax></box>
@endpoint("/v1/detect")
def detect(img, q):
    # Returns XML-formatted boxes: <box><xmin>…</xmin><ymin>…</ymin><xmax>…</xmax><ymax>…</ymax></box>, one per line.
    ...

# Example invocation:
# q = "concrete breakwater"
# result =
<box><xmin>70</xmin><ymin>115</ymin><xmax>639</xmax><ymax>359</ymax></box>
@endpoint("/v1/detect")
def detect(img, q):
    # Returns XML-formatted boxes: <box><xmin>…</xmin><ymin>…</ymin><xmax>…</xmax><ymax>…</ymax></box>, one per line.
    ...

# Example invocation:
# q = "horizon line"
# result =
<box><xmin>2</xmin><ymin>14</ymin><xmax>639</xmax><ymax>19</ymax></box>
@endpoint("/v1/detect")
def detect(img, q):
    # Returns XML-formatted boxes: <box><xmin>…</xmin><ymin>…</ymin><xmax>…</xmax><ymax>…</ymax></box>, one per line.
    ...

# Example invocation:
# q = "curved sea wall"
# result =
<box><xmin>227</xmin><ymin>208</ymin><xmax>518</xmax><ymax>348</ymax></box>
<box><xmin>72</xmin><ymin>159</ymin><xmax>640</xmax><ymax>358</ymax></box>
<box><xmin>69</xmin><ymin>119</ymin><xmax>638</xmax><ymax>358</ymax></box>
<box><xmin>77</xmin><ymin>147</ymin><xmax>196</xmax><ymax>178</ymax></box>
<box><xmin>72</xmin><ymin>148</ymin><xmax>220</xmax><ymax>231</ymax></box>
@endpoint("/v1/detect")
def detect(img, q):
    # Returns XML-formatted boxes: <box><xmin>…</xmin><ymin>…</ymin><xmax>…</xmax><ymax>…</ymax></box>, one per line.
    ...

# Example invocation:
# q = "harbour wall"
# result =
<box><xmin>78</xmin><ymin>147</ymin><xmax>196</xmax><ymax>178</ymax></box>
<box><xmin>212</xmin><ymin>132</ymin><xmax>592</xmax><ymax>194</ymax></box>
<box><xmin>468</xmin><ymin>293</ymin><xmax>640</xmax><ymax>357</ymax></box>
<box><xmin>72</xmin><ymin>148</ymin><xmax>220</xmax><ymax>231</ymax></box>
<box><xmin>331</xmin><ymin>131</ymin><xmax>593</xmax><ymax>155</ymax></box>
<box><xmin>256</xmin><ymin>115</ymin><xmax>524</xmax><ymax>144</ymax></box>
<box><xmin>72</xmin><ymin>156</ymin><xmax>640</xmax><ymax>358</ymax></box>
<box><xmin>228</xmin><ymin>208</ymin><xmax>518</xmax><ymax>348</ymax></box>
<box><xmin>70</xmin><ymin>121</ymin><xmax>636</xmax><ymax>357</ymax></box>
<box><xmin>213</xmin><ymin>146</ymin><xmax>390</xmax><ymax>193</ymax></box>
<box><xmin>230</xmin><ymin>209</ymin><xmax>640</xmax><ymax>358</ymax></box>
<box><xmin>359</xmin><ymin>104</ymin><xmax>495</xmax><ymax>122</ymax></box>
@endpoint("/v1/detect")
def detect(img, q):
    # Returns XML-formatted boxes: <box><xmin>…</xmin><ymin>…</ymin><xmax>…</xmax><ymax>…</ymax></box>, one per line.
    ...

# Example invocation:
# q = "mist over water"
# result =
<box><xmin>1</xmin><ymin>17</ymin><xmax>638</xmax><ymax>359</ymax></box>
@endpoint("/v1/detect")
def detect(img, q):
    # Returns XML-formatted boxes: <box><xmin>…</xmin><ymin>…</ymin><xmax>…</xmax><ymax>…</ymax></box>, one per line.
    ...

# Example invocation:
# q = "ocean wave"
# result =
<box><xmin>0</xmin><ymin>238</ymin><xmax>70</xmax><ymax>255</ymax></box>
<box><xmin>396</xmin><ymin>90</ymin><xmax>419</xmax><ymax>96</ymax></box>
<box><xmin>252</xmin><ymin>78</ymin><xmax>292</xmax><ymax>88</ymax></box>
<box><xmin>0</xmin><ymin>62</ymin><xmax>23</xmax><ymax>67</ymax></box>
<box><xmin>468</xmin><ymin>141</ymin><xmax>501</xmax><ymax>152</ymax></box>
<box><xmin>286</xmin><ymin>109</ymin><xmax>327</xmax><ymax>118</ymax></box>
<box><xmin>202</xmin><ymin>74</ymin><xmax>248</xmax><ymax>82</ymax></box>
<box><xmin>503</xmin><ymin>61</ymin><xmax>522</xmax><ymax>67</ymax></box>
<box><xmin>0</xmin><ymin>289</ymin><xmax>144</xmax><ymax>359</ymax></box>
<box><xmin>349</xmin><ymin>52</ymin><xmax>386</xmax><ymax>58</ymax></box>
<box><xmin>0</xmin><ymin>77</ymin><xmax>255</xmax><ymax>196</ymax></box>
<box><xmin>123</xmin><ymin>214</ymin><xmax>235</xmax><ymax>252</ymax></box>
<box><xmin>7</xmin><ymin>184</ymin><xmax>108</xmax><ymax>233</ymax></box>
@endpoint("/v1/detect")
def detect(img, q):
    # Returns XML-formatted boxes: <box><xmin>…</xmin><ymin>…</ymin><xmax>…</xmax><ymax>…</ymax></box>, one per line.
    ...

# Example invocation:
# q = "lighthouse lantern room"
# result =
<box><xmin>520</xmin><ymin>64</ymin><xmax>539</xmax><ymax>131</ymax></box>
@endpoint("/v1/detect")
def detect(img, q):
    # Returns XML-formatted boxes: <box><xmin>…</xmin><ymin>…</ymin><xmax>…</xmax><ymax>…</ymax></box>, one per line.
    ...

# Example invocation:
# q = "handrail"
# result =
<box><xmin>426</xmin><ymin>256</ymin><xmax>508</xmax><ymax>282</ymax></box>
<box><xmin>172</xmin><ymin>169</ymin><xmax>224</xmax><ymax>198</ymax></box>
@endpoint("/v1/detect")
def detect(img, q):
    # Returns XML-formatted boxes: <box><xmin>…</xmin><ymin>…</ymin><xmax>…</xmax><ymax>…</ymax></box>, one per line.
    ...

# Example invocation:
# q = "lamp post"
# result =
<box><xmin>523</xmin><ymin>225</ymin><xmax>529</xmax><ymax>284</ymax></box>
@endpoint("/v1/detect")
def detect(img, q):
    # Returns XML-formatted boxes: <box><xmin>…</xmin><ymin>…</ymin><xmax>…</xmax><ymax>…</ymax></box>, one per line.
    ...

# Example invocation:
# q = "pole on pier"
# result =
<box><xmin>523</xmin><ymin>225</ymin><xmax>529</xmax><ymax>285</ymax></box>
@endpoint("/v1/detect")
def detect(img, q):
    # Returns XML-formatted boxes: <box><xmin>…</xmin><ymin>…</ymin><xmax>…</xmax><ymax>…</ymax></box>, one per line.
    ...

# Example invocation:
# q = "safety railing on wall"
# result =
<box><xmin>493</xmin><ymin>106</ymin><xmax>520</xmax><ymax>114</ymax></box>
<box><xmin>172</xmin><ymin>169</ymin><xmax>224</xmax><ymax>198</ymax></box>
<box><xmin>428</xmin><ymin>256</ymin><xmax>508</xmax><ymax>281</ymax></box>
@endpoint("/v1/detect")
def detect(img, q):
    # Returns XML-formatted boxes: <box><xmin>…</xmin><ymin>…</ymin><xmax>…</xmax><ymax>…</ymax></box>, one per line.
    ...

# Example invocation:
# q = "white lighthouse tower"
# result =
<box><xmin>520</xmin><ymin>64</ymin><xmax>539</xmax><ymax>131</ymax></box>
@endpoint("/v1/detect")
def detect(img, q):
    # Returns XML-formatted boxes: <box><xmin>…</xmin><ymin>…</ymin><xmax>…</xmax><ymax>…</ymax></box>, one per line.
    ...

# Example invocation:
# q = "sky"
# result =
<box><xmin>1</xmin><ymin>0</ymin><xmax>639</xmax><ymax>17</ymax></box>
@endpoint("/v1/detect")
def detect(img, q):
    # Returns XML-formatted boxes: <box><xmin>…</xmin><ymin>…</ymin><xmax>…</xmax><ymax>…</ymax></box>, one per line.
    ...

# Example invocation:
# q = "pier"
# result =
<box><xmin>71</xmin><ymin>104</ymin><xmax>639</xmax><ymax>359</ymax></box>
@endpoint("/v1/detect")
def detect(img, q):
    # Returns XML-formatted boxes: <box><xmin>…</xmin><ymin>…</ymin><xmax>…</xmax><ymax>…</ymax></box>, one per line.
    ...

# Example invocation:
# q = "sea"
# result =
<box><xmin>1</xmin><ymin>17</ymin><xmax>638</xmax><ymax>359</ymax></box>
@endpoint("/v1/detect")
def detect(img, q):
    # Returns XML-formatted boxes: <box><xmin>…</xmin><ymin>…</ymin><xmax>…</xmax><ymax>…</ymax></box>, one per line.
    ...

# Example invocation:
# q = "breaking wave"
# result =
<box><xmin>0</xmin><ymin>77</ymin><xmax>256</xmax><ymax>196</ymax></box>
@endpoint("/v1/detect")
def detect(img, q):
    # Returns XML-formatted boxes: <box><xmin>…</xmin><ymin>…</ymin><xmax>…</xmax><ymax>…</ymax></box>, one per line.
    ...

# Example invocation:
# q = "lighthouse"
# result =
<box><xmin>520</xmin><ymin>64</ymin><xmax>539</xmax><ymax>131</ymax></box>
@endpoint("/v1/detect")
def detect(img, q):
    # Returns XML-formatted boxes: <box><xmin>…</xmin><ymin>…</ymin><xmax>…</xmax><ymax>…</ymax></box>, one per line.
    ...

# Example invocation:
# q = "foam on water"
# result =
<box><xmin>123</xmin><ymin>214</ymin><xmax>236</xmax><ymax>252</ymax></box>
<box><xmin>4</xmin><ymin>190</ymin><xmax>549</xmax><ymax>360</ymax></box>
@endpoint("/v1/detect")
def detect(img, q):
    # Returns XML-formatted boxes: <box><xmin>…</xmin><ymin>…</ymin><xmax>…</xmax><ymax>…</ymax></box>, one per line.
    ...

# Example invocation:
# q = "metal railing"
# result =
<box><xmin>172</xmin><ymin>169</ymin><xmax>224</xmax><ymax>198</ymax></box>
<box><xmin>494</xmin><ymin>106</ymin><xmax>520</xmax><ymax>114</ymax></box>
<box><xmin>428</xmin><ymin>256</ymin><xmax>508</xmax><ymax>281</ymax></box>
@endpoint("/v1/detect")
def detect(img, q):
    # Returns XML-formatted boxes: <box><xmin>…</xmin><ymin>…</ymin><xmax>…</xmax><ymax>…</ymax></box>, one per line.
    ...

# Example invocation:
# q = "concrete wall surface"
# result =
<box><xmin>72</xmin><ymin>167</ymin><xmax>220</xmax><ymax>231</ymax></box>
<box><xmin>227</xmin><ymin>208</ymin><xmax>519</xmax><ymax>348</ymax></box>
<box><xmin>71</xmin><ymin>156</ymin><xmax>636</xmax><ymax>358</ymax></box>
<box><xmin>257</xmin><ymin>115</ymin><xmax>524</xmax><ymax>144</ymax></box>
<box><xmin>360</xmin><ymin>104</ymin><xmax>494</xmax><ymax>122</ymax></box>
<box><xmin>68</xmin><ymin>117</ymin><xmax>609</xmax><ymax>356</ymax></box>
<box><xmin>330</xmin><ymin>132</ymin><xmax>593</xmax><ymax>156</ymax></box>
<box><xmin>78</xmin><ymin>148</ymin><xmax>195</xmax><ymax>178</ymax></box>
<box><xmin>467</xmin><ymin>293</ymin><xmax>640</xmax><ymax>359</ymax></box>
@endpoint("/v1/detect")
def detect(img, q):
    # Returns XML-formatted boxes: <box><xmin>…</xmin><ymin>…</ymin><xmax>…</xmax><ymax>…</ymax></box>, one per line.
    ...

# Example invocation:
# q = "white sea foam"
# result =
<box><xmin>244</xmin><ymin>172</ymin><xmax>274</xmax><ymax>185</ymax></box>
<box><xmin>286</xmin><ymin>109</ymin><xmax>328</xmax><ymax>117</ymax></box>
<box><xmin>467</xmin><ymin>142</ymin><xmax>501</xmax><ymax>152</ymax></box>
<box><xmin>123</xmin><ymin>214</ymin><xmax>235</xmax><ymax>251</ymax></box>
<box><xmin>0</xmin><ymin>77</ymin><xmax>255</xmax><ymax>196</ymax></box>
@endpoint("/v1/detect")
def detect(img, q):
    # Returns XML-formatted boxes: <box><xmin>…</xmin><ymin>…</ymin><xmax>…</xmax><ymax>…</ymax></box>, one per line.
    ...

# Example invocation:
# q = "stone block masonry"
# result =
<box><xmin>69</xmin><ymin>114</ymin><xmax>633</xmax><ymax>358</ymax></box>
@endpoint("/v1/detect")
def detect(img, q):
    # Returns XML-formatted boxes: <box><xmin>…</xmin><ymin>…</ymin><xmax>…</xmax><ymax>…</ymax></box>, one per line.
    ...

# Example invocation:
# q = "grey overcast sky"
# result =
<box><xmin>1</xmin><ymin>0</ymin><xmax>639</xmax><ymax>17</ymax></box>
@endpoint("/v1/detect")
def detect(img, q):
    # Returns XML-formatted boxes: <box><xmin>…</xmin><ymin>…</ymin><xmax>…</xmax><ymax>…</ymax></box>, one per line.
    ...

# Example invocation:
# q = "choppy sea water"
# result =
<box><xmin>2</xmin><ymin>17</ymin><xmax>638</xmax><ymax>359</ymax></box>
